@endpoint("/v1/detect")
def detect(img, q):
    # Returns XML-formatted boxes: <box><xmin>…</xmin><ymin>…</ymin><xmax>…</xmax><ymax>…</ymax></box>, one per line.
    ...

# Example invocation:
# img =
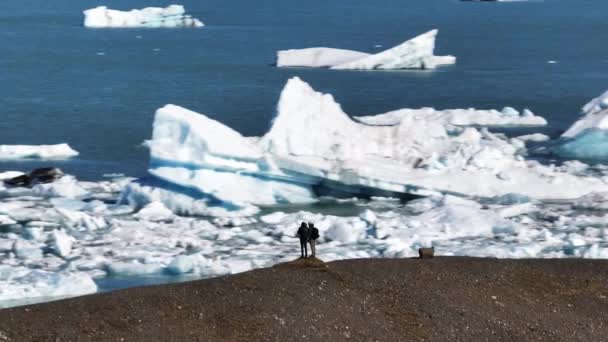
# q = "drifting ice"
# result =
<box><xmin>83</xmin><ymin>5</ymin><xmax>204</xmax><ymax>28</ymax></box>
<box><xmin>0</xmin><ymin>144</ymin><xmax>78</xmax><ymax>160</ymax></box>
<box><xmin>1</xmin><ymin>169</ymin><xmax>608</xmax><ymax>305</ymax></box>
<box><xmin>276</xmin><ymin>30</ymin><xmax>455</xmax><ymax>70</ymax></box>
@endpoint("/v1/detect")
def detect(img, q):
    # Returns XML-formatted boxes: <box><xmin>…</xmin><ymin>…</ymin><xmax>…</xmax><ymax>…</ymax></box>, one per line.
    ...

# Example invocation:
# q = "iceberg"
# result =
<box><xmin>557</xmin><ymin>89</ymin><xmax>608</xmax><ymax>159</ymax></box>
<box><xmin>354</xmin><ymin>107</ymin><xmax>546</xmax><ymax>127</ymax></box>
<box><xmin>83</xmin><ymin>5</ymin><xmax>204</xmax><ymax>28</ymax></box>
<box><xmin>126</xmin><ymin>76</ymin><xmax>608</xmax><ymax>216</ymax></box>
<box><xmin>0</xmin><ymin>144</ymin><xmax>78</xmax><ymax>160</ymax></box>
<box><xmin>276</xmin><ymin>30</ymin><xmax>455</xmax><ymax>70</ymax></box>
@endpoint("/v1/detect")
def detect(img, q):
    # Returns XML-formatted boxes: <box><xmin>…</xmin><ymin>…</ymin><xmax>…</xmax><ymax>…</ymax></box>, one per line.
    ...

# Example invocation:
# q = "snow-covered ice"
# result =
<box><xmin>129</xmin><ymin>76</ymin><xmax>607</xmax><ymax>217</ymax></box>
<box><xmin>0</xmin><ymin>167</ymin><xmax>606</xmax><ymax>307</ymax></box>
<box><xmin>354</xmin><ymin>107</ymin><xmax>546</xmax><ymax>127</ymax></box>
<box><xmin>83</xmin><ymin>5</ymin><xmax>203</xmax><ymax>28</ymax></box>
<box><xmin>0</xmin><ymin>144</ymin><xmax>78</xmax><ymax>160</ymax></box>
<box><xmin>277</xmin><ymin>30</ymin><xmax>455</xmax><ymax>70</ymax></box>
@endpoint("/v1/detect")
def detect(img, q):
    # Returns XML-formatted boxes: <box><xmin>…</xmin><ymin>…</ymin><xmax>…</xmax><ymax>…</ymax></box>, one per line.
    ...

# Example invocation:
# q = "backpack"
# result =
<box><xmin>310</xmin><ymin>227</ymin><xmax>319</xmax><ymax>240</ymax></box>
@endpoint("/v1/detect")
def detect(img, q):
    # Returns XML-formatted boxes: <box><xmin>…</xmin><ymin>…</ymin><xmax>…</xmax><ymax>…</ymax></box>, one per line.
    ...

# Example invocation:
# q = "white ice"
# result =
<box><xmin>259</xmin><ymin>78</ymin><xmax>605</xmax><ymax>200</ymax></box>
<box><xmin>277</xmin><ymin>30</ymin><xmax>455</xmax><ymax>70</ymax></box>
<box><xmin>145</xmin><ymin>104</ymin><xmax>316</xmax><ymax>208</ymax></box>
<box><xmin>0</xmin><ymin>144</ymin><xmax>78</xmax><ymax>160</ymax></box>
<box><xmin>126</xmin><ymin>77</ymin><xmax>607</xmax><ymax>217</ymax></box>
<box><xmin>0</xmin><ymin>171</ymin><xmax>607</xmax><ymax>307</ymax></box>
<box><xmin>354</xmin><ymin>107</ymin><xmax>546</xmax><ymax>127</ymax></box>
<box><xmin>83</xmin><ymin>5</ymin><xmax>204</xmax><ymax>28</ymax></box>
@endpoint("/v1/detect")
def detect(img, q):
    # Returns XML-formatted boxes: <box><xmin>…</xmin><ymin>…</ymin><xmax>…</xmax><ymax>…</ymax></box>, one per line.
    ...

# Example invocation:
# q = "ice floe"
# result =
<box><xmin>0</xmin><ymin>168</ymin><xmax>607</xmax><ymax>306</ymax></box>
<box><xmin>83</xmin><ymin>5</ymin><xmax>204</xmax><ymax>28</ymax></box>
<box><xmin>276</xmin><ymin>30</ymin><xmax>455</xmax><ymax>70</ymax></box>
<box><xmin>0</xmin><ymin>144</ymin><xmax>78</xmax><ymax>160</ymax></box>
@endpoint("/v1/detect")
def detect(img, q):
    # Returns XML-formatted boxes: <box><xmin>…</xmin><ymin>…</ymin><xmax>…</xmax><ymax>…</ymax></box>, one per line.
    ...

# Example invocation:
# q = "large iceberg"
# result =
<box><xmin>0</xmin><ymin>144</ymin><xmax>78</xmax><ymax>160</ymax></box>
<box><xmin>128</xmin><ymin>77</ymin><xmax>608</xmax><ymax>215</ymax></box>
<box><xmin>83</xmin><ymin>5</ymin><xmax>204</xmax><ymax>28</ymax></box>
<box><xmin>276</xmin><ymin>30</ymin><xmax>456</xmax><ymax>70</ymax></box>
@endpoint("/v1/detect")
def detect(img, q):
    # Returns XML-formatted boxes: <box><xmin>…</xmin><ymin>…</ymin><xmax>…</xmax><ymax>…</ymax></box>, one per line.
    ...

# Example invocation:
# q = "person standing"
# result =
<box><xmin>308</xmin><ymin>222</ymin><xmax>319</xmax><ymax>258</ymax></box>
<box><xmin>295</xmin><ymin>222</ymin><xmax>310</xmax><ymax>258</ymax></box>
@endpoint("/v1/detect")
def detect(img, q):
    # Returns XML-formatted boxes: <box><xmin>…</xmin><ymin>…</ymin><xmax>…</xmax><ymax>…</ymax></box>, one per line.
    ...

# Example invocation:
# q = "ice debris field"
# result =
<box><xmin>276</xmin><ymin>30</ymin><xmax>455</xmax><ymax>70</ymax></box>
<box><xmin>83</xmin><ymin>5</ymin><xmax>203</xmax><ymax>28</ymax></box>
<box><xmin>2</xmin><ymin>78</ymin><xmax>608</xmax><ymax>306</ymax></box>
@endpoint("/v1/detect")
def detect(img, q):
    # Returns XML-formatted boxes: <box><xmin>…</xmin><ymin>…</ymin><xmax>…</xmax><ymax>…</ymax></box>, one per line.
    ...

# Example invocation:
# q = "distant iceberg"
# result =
<box><xmin>276</xmin><ymin>30</ymin><xmax>455</xmax><ymax>70</ymax></box>
<box><xmin>0</xmin><ymin>144</ymin><xmax>78</xmax><ymax>160</ymax></box>
<box><xmin>123</xmin><ymin>77</ymin><xmax>608</xmax><ymax>216</ymax></box>
<box><xmin>354</xmin><ymin>107</ymin><xmax>545</xmax><ymax>127</ymax></box>
<box><xmin>557</xmin><ymin>89</ymin><xmax>608</xmax><ymax>159</ymax></box>
<box><xmin>83</xmin><ymin>5</ymin><xmax>204</xmax><ymax>28</ymax></box>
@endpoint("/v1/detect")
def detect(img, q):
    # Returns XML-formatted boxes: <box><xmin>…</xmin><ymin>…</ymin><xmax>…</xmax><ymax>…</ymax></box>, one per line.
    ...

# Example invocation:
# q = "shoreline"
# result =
<box><xmin>1</xmin><ymin>257</ymin><xmax>607</xmax><ymax>341</ymax></box>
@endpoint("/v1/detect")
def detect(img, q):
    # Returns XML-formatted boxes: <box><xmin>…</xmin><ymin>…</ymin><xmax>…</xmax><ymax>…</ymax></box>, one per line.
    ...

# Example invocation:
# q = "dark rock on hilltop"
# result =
<box><xmin>4</xmin><ymin>167</ymin><xmax>64</xmax><ymax>187</ymax></box>
<box><xmin>0</xmin><ymin>257</ymin><xmax>607</xmax><ymax>341</ymax></box>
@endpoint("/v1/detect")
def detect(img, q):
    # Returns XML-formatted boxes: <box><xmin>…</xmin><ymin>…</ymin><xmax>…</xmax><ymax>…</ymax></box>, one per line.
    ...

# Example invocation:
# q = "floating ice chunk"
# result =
<box><xmin>56</xmin><ymin>208</ymin><xmax>107</xmax><ymax>231</ymax></box>
<box><xmin>0</xmin><ymin>214</ymin><xmax>16</xmax><ymax>225</ymax></box>
<box><xmin>497</xmin><ymin>203</ymin><xmax>539</xmax><ymax>218</ymax></box>
<box><xmin>277</xmin><ymin>30</ymin><xmax>455</xmax><ymax>70</ymax></box>
<box><xmin>50</xmin><ymin>198</ymin><xmax>87</xmax><ymax>211</ymax></box>
<box><xmin>134</xmin><ymin>201</ymin><xmax>174</xmax><ymax>222</ymax></box>
<box><xmin>13</xmin><ymin>239</ymin><xmax>43</xmax><ymax>260</ymax></box>
<box><xmin>51</xmin><ymin>229</ymin><xmax>74</xmax><ymax>258</ymax></box>
<box><xmin>325</xmin><ymin>220</ymin><xmax>367</xmax><ymax>244</ymax></box>
<box><xmin>490</xmin><ymin>193</ymin><xmax>532</xmax><ymax>205</ymax></box>
<box><xmin>355</xmin><ymin>107</ymin><xmax>546</xmax><ymax>127</ymax></box>
<box><xmin>83</xmin><ymin>5</ymin><xmax>204</xmax><ymax>28</ymax></box>
<box><xmin>557</xmin><ymin>129</ymin><xmax>608</xmax><ymax>159</ymax></box>
<box><xmin>276</xmin><ymin>48</ymin><xmax>370</xmax><ymax>68</ymax></box>
<box><xmin>32</xmin><ymin>176</ymin><xmax>88</xmax><ymax>199</ymax></box>
<box><xmin>359</xmin><ymin>209</ymin><xmax>377</xmax><ymax>225</ymax></box>
<box><xmin>0</xmin><ymin>269</ymin><xmax>97</xmax><ymax>302</ymax></box>
<box><xmin>558</xmin><ymin>89</ymin><xmax>608</xmax><ymax>159</ymax></box>
<box><xmin>166</xmin><ymin>255</ymin><xmax>200</xmax><ymax>274</ymax></box>
<box><xmin>106</xmin><ymin>261</ymin><xmax>164</xmax><ymax>276</ymax></box>
<box><xmin>0</xmin><ymin>144</ymin><xmax>78</xmax><ymax>160</ymax></box>
<box><xmin>516</xmin><ymin>133</ymin><xmax>550</xmax><ymax>142</ymax></box>
<box><xmin>573</xmin><ymin>192</ymin><xmax>608</xmax><ymax>210</ymax></box>
<box><xmin>583</xmin><ymin>244</ymin><xmax>608</xmax><ymax>258</ymax></box>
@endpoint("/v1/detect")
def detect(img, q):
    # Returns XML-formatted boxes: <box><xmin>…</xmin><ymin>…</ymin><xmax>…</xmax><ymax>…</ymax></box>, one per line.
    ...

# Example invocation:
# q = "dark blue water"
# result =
<box><xmin>1</xmin><ymin>0</ymin><xmax>607</xmax><ymax>180</ymax></box>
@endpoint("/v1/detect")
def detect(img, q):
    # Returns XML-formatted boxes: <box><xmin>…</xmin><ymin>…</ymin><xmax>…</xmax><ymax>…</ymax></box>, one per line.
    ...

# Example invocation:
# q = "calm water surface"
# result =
<box><xmin>0</xmin><ymin>0</ymin><xmax>607</xmax><ymax>179</ymax></box>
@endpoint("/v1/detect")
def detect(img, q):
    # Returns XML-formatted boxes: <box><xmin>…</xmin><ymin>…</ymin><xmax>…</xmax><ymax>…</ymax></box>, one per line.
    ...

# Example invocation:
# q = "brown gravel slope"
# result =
<box><xmin>1</xmin><ymin>257</ymin><xmax>608</xmax><ymax>342</ymax></box>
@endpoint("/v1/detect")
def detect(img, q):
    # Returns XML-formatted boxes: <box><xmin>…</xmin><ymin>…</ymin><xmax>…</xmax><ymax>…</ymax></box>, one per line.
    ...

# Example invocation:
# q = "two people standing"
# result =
<box><xmin>296</xmin><ymin>222</ymin><xmax>319</xmax><ymax>258</ymax></box>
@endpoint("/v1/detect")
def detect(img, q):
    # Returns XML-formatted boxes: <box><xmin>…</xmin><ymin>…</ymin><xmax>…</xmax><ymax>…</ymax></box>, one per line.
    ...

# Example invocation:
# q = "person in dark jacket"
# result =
<box><xmin>295</xmin><ymin>222</ymin><xmax>310</xmax><ymax>258</ymax></box>
<box><xmin>308</xmin><ymin>222</ymin><xmax>319</xmax><ymax>258</ymax></box>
